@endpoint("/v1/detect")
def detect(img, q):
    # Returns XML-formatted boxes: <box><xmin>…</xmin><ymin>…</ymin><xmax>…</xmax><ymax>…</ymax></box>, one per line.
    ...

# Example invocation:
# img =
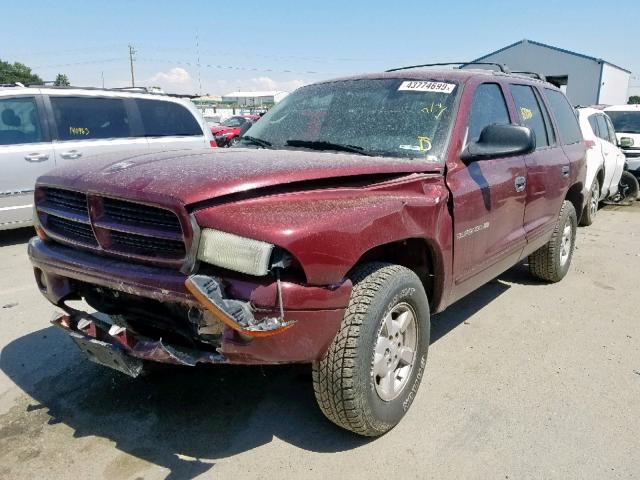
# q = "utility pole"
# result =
<box><xmin>196</xmin><ymin>32</ymin><xmax>202</xmax><ymax>96</ymax></box>
<box><xmin>128</xmin><ymin>44</ymin><xmax>136</xmax><ymax>87</ymax></box>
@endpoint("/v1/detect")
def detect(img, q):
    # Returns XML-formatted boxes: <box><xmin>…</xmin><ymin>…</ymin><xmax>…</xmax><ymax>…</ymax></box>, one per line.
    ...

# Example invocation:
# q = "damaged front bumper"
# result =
<box><xmin>53</xmin><ymin>310</ymin><xmax>226</xmax><ymax>377</ymax></box>
<box><xmin>29</xmin><ymin>237</ymin><xmax>351</xmax><ymax>366</ymax></box>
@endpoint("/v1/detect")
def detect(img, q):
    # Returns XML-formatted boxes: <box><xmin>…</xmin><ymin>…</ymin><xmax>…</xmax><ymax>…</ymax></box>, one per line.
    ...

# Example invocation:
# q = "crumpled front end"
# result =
<box><xmin>29</xmin><ymin>237</ymin><xmax>350</xmax><ymax>368</ymax></box>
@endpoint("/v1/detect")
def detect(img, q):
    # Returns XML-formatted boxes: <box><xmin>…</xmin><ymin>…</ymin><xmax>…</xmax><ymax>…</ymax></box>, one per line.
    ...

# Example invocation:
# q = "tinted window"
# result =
<box><xmin>467</xmin><ymin>83</ymin><xmax>510</xmax><ymax>143</ymax></box>
<box><xmin>509</xmin><ymin>84</ymin><xmax>549</xmax><ymax>148</ymax></box>
<box><xmin>604</xmin><ymin>116</ymin><xmax>618</xmax><ymax>144</ymax></box>
<box><xmin>0</xmin><ymin>97</ymin><xmax>43</xmax><ymax>145</ymax></box>
<box><xmin>136</xmin><ymin>99</ymin><xmax>202</xmax><ymax>137</ymax></box>
<box><xmin>606</xmin><ymin>111</ymin><xmax>640</xmax><ymax>134</ymax></box>
<box><xmin>544</xmin><ymin>89</ymin><xmax>582</xmax><ymax>145</ymax></box>
<box><xmin>595</xmin><ymin>115</ymin><xmax>611</xmax><ymax>143</ymax></box>
<box><xmin>534</xmin><ymin>89</ymin><xmax>556</xmax><ymax>145</ymax></box>
<box><xmin>51</xmin><ymin>97</ymin><xmax>131</xmax><ymax>140</ymax></box>
<box><xmin>587</xmin><ymin>114</ymin><xmax>599</xmax><ymax>136</ymax></box>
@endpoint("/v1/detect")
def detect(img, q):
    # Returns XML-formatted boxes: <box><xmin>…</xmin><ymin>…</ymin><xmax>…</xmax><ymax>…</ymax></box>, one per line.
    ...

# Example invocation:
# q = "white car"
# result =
<box><xmin>576</xmin><ymin>107</ymin><xmax>626</xmax><ymax>225</ymax></box>
<box><xmin>0</xmin><ymin>85</ymin><xmax>215</xmax><ymax>230</ymax></box>
<box><xmin>604</xmin><ymin>104</ymin><xmax>640</xmax><ymax>176</ymax></box>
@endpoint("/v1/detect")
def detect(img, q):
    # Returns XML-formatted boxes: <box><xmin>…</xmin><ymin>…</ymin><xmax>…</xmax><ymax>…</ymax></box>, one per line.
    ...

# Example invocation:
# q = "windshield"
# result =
<box><xmin>242</xmin><ymin>78</ymin><xmax>459</xmax><ymax>161</ymax></box>
<box><xmin>607</xmin><ymin>111</ymin><xmax>640</xmax><ymax>134</ymax></box>
<box><xmin>222</xmin><ymin>117</ymin><xmax>246</xmax><ymax>127</ymax></box>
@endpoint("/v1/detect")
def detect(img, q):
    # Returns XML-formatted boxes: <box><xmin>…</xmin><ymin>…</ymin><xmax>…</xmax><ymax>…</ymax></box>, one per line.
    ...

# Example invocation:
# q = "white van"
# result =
<box><xmin>0</xmin><ymin>85</ymin><xmax>215</xmax><ymax>230</ymax></box>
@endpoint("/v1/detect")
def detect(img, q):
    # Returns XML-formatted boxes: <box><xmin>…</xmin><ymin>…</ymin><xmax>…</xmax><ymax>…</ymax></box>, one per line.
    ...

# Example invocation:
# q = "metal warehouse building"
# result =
<box><xmin>463</xmin><ymin>39</ymin><xmax>631</xmax><ymax>106</ymax></box>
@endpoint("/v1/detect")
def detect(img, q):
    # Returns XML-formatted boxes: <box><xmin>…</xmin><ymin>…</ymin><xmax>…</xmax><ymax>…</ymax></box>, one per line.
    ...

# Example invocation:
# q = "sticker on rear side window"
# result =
<box><xmin>398</xmin><ymin>81</ymin><xmax>456</xmax><ymax>94</ymax></box>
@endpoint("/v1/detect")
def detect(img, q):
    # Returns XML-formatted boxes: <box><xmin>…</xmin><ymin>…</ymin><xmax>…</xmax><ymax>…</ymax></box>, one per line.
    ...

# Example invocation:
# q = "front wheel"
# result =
<box><xmin>580</xmin><ymin>178</ymin><xmax>599</xmax><ymax>226</ymax></box>
<box><xmin>312</xmin><ymin>263</ymin><xmax>430</xmax><ymax>436</ymax></box>
<box><xmin>528</xmin><ymin>200</ymin><xmax>577</xmax><ymax>282</ymax></box>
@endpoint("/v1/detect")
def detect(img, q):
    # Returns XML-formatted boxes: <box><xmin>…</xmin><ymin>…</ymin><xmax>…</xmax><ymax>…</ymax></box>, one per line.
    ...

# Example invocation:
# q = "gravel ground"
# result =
<box><xmin>0</xmin><ymin>202</ymin><xmax>639</xmax><ymax>480</ymax></box>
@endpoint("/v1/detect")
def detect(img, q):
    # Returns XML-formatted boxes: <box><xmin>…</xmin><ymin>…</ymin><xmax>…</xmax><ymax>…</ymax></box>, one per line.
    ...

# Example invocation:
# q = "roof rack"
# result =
<box><xmin>511</xmin><ymin>71</ymin><xmax>546</xmax><ymax>81</ymax></box>
<box><xmin>385</xmin><ymin>62</ymin><xmax>510</xmax><ymax>73</ymax></box>
<box><xmin>12</xmin><ymin>84</ymin><xmax>169</xmax><ymax>95</ymax></box>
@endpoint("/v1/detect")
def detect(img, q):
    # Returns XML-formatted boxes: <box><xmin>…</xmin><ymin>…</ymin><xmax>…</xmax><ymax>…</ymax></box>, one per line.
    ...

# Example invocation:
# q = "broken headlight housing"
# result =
<box><xmin>196</xmin><ymin>228</ymin><xmax>274</xmax><ymax>276</ymax></box>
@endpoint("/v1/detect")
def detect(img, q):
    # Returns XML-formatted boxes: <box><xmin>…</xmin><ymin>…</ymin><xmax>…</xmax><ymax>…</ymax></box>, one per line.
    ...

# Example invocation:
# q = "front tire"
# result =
<box><xmin>312</xmin><ymin>263</ymin><xmax>430</xmax><ymax>436</ymax></box>
<box><xmin>528</xmin><ymin>200</ymin><xmax>577</xmax><ymax>282</ymax></box>
<box><xmin>580</xmin><ymin>178</ymin><xmax>599</xmax><ymax>226</ymax></box>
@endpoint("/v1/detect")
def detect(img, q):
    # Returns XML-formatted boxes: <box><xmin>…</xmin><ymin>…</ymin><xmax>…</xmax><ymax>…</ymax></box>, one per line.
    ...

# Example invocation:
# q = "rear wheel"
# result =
<box><xmin>619</xmin><ymin>171</ymin><xmax>639</xmax><ymax>204</ymax></box>
<box><xmin>529</xmin><ymin>201</ymin><xmax>577</xmax><ymax>283</ymax></box>
<box><xmin>312</xmin><ymin>263</ymin><xmax>430</xmax><ymax>436</ymax></box>
<box><xmin>580</xmin><ymin>178</ymin><xmax>600</xmax><ymax>226</ymax></box>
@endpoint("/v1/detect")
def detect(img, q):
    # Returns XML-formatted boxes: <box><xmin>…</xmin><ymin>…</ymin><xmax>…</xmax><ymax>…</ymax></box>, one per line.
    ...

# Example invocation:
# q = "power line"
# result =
<box><xmin>136</xmin><ymin>57</ymin><xmax>327</xmax><ymax>75</ymax></box>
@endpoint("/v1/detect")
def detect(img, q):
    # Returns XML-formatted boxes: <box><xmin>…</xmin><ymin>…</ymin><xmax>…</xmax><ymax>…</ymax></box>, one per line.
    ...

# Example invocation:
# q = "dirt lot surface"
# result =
<box><xmin>1</xmin><ymin>203</ymin><xmax>639</xmax><ymax>480</ymax></box>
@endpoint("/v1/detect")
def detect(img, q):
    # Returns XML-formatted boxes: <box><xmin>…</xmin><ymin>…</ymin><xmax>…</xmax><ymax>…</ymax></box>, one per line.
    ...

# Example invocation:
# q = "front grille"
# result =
<box><xmin>37</xmin><ymin>187</ymin><xmax>187</xmax><ymax>266</ymax></box>
<box><xmin>43</xmin><ymin>188</ymin><xmax>88</xmax><ymax>215</ymax></box>
<box><xmin>103</xmin><ymin>197</ymin><xmax>181</xmax><ymax>231</ymax></box>
<box><xmin>110</xmin><ymin>230</ymin><xmax>185</xmax><ymax>258</ymax></box>
<box><xmin>47</xmin><ymin>216</ymin><xmax>97</xmax><ymax>246</ymax></box>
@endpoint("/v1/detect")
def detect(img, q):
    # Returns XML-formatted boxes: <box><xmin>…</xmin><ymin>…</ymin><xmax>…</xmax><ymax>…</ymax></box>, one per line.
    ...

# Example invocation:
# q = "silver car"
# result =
<box><xmin>0</xmin><ymin>85</ymin><xmax>215</xmax><ymax>230</ymax></box>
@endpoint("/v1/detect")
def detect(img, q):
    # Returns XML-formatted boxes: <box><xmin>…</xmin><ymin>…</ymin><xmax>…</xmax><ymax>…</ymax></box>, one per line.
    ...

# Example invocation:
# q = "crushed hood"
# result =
<box><xmin>37</xmin><ymin>148</ymin><xmax>441</xmax><ymax>207</ymax></box>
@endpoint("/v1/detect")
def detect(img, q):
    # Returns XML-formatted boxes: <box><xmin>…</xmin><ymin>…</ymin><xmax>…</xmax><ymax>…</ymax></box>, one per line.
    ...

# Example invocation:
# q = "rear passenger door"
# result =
<box><xmin>135</xmin><ymin>98</ymin><xmax>208</xmax><ymax>150</ymax></box>
<box><xmin>509</xmin><ymin>84</ymin><xmax>568</xmax><ymax>245</ymax></box>
<box><xmin>595</xmin><ymin>114</ymin><xmax>625</xmax><ymax>197</ymax></box>
<box><xmin>447</xmin><ymin>82</ymin><xmax>527</xmax><ymax>301</ymax></box>
<box><xmin>46</xmin><ymin>95</ymin><xmax>148</xmax><ymax>165</ymax></box>
<box><xmin>0</xmin><ymin>94</ymin><xmax>55</xmax><ymax>228</ymax></box>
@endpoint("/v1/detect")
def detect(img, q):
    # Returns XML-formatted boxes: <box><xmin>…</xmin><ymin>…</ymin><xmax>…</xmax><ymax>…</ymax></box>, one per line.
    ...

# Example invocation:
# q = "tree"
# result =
<box><xmin>54</xmin><ymin>74</ymin><xmax>70</xmax><ymax>86</ymax></box>
<box><xmin>629</xmin><ymin>96</ymin><xmax>640</xmax><ymax>105</ymax></box>
<box><xmin>0</xmin><ymin>59</ymin><xmax>42</xmax><ymax>85</ymax></box>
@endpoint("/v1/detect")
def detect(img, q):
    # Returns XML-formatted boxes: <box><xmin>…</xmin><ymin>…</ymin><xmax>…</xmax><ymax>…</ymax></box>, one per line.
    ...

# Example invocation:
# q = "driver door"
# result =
<box><xmin>446</xmin><ymin>82</ymin><xmax>527</xmax><ymax>303</ymax></box>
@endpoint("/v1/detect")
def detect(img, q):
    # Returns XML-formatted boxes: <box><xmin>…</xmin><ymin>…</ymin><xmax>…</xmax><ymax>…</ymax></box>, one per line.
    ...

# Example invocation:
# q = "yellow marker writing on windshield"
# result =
<box><xmin>417</xmin><ymin>136</ymin><xmax>432</xmax><ymax>152</ymax></box>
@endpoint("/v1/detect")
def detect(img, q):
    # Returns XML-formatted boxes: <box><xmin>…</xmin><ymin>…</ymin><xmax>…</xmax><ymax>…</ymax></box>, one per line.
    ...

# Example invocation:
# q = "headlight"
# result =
<box><xmin>197</xmin><ymin>228</ymin><xmax>274</xmax><ymax>276</ymax></box>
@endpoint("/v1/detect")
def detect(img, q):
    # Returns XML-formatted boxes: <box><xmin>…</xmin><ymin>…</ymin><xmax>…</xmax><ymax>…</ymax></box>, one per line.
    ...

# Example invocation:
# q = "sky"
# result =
<box><xmin>1</xmin><ymin>0</ymin><xmax>637</xmax><ymax>97</ymax></box>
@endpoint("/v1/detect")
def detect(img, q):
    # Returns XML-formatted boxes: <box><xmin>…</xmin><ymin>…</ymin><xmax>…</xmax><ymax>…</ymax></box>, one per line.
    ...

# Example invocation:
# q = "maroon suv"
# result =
<box><xmin>28</xmin><ymin>67</ymin><xmax>586</xmax><ymax>436</ymax></box>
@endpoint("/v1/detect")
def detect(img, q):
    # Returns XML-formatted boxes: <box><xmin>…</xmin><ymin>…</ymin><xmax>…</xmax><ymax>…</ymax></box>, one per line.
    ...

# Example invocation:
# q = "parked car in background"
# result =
<box><xmin>576</xmin><ymin>107</ymin><xmax>626</xmax><ymax>224</ymax></box>
<box><xmin>210</xmin><ymin>115</ymin><xmax>259</xmax><ymax>147</ymax></box>
<box><xmin>28</xmin><ymin>68</ymin><xmax>585</xmax><ymax>436</ymax></box>
<box><xmin>604</xmin><ymin>105</ymin><xmax>640</xmax><ymax>178</ymax></box>
<box><xmin>203</xmin><ymin>115</ymin><xmax>222</xmax><ymax>127</ymax></box>
<box><xmin>0</xmin><ymin>85</ymin><xmax>215</xmax><ymax>230</ymax></box>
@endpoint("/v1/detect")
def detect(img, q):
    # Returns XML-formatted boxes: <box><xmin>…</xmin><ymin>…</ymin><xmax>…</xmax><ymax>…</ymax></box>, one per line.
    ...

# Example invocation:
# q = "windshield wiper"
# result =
<box><xmin>240</xmin><ymin>135</ymin><xmax>272</xmax><ymax>148</ymax></box>
<box><xmin>285</xmin><ymin>140</ymin><xmax>374</xmax><ymax>156</ymax></box>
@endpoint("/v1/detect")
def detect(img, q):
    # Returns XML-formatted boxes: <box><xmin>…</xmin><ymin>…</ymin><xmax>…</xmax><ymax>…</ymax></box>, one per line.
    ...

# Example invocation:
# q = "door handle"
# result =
<box><xmin>60</xmin><ymin>150</ymin><xmax>82</xmax><ymax>159</ymax></box>
<box><xmin>562</xmin><ymin>165</ymin><xmax>570</xmax><ymax>178</ymax></box>
<box><xmin>24</xmin><ymin>153</ymin><xmax>49</xmax><ymax>162</ymax></box>
<box><xmin>515</xmin><ymin>176</ymin><xmax>526</xmax><ymax>192</ymax></box>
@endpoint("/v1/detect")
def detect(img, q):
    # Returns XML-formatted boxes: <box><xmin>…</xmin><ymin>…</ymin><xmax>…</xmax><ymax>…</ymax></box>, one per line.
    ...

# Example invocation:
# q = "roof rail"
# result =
<box><xmin>18</xmin><ymin>84</ymin><xmax>166</xmax><ymax>95</ymax></box>
<box><xmin>385</xmin><ymin>62</ymin><xmax>510</xmax><ymax>73</ymax></box>
<box><xmin>512</xmin><ymin>71</ymin><xmax>546</xmax><ymax>81</ymax></box>
<box><xmin>0</xmin><ymin>82</ymin><xmax>26</xmax><ymax>88</ymax></box>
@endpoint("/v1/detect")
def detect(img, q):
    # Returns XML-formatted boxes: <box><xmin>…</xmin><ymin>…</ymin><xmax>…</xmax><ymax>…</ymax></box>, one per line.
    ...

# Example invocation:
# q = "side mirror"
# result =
<box><xmin>619</xmin><ymin>137</ymin><xmax>634</xmax><ymax>148</ymax></box>
<box><xmin>461</xmin><ymin>124</ymin><xmax>536</xmax><ymax>161</ymax></box>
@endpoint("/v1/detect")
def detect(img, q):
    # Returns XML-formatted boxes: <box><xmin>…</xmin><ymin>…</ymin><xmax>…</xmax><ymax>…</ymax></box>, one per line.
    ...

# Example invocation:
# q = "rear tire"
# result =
<box><xmin>529</xmin><ymin>200</ymin><xmax>577</xmax><ymax>283</ymax></box>
<box><xmin>312</xmin><ymin>263</ymin><xmax>430</xmax><ymax>436</ymax></box>
<box><xmin>580</xmin><ymin>178</ymin><xmax>599</xmax><ymax>226</ymax></box>
<box><xmin>619</xmin><ymin>171</ymin><xmax>639</xmax><ymax>204</ymax></box>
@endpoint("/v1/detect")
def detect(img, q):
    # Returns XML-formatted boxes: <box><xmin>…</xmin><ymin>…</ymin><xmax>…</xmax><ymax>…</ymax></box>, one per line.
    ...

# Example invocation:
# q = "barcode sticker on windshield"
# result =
<box><xmin>398</xmin><ymin>81</ymin><xmax>456</xmax><ymax>94</ymax></box>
